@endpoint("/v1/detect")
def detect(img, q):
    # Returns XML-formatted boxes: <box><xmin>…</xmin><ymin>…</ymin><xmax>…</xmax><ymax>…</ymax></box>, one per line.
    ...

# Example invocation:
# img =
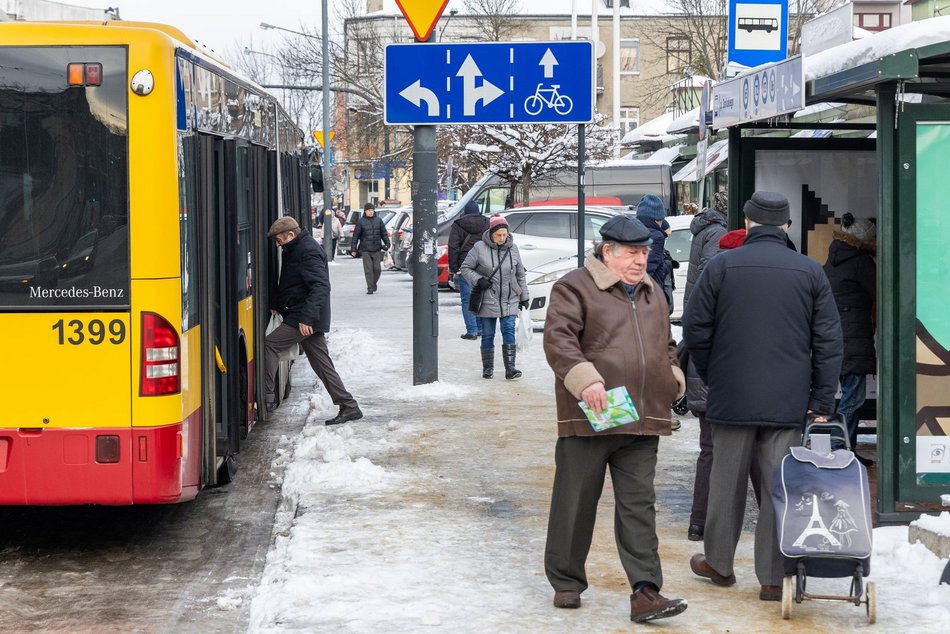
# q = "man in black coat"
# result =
<box><xmin>265</xmin><ymin>216</ymin><xmax>362</xmax><ymax>426</ymax></box>
<box><xmin>448</xmin><ymin>200</ymin><xmax>489</xmax><ymax>339</ymax></box>
<box><xmin>351</xmin><ymin>202</ymin><xmax>391</xmax><ymax>294</ymax></box>
<box><xmin>682</xmin><ymin>191</ymin><xmax>842</xmax><ymax>602</ymax></box>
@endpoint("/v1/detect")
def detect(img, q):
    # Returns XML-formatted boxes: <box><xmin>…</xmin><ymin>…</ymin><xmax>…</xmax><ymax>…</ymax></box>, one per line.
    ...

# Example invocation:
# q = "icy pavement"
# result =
<box><xmin>248</xmin><ymin>258</ymin><xmax>950</xmax><ymax>632</ymax></box>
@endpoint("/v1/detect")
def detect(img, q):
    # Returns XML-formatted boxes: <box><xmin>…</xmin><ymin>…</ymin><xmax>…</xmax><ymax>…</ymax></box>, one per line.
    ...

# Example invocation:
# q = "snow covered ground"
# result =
<box><xmin>245</xmin><ymin>260</ymin><xmax>950</xmax><ymax>632</ymax></box>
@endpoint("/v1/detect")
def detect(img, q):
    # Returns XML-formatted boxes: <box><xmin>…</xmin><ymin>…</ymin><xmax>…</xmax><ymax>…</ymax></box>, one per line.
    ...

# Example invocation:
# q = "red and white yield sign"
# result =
<box><xmin>395</xmin><ymin>0</ymin><xmax>450</xmax><ymax>41</ymax></box>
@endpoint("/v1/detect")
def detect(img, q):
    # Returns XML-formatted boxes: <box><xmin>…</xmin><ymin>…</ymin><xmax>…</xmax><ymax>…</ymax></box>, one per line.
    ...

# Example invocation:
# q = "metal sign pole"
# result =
<box><xmin>321</xmin><ymin>0</ymin><xmax>333</xmax><ymax>253</ymax></box>
<box><xmin>577</xmin><ymin>123</ymin><xmax>586</xmax><ymax>268</ymax></box>
<box><xmin>412</xmin><ymin>35</ymin><xmax>439</xmax><ymax>385</ymax></box>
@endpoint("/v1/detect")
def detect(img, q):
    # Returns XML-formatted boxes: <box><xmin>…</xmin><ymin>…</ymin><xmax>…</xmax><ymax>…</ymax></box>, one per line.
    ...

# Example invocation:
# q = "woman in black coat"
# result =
<box><xmin>823</xmin><ymin>213</ymin><xmax>876</xmax><ymax>450</ymax></box>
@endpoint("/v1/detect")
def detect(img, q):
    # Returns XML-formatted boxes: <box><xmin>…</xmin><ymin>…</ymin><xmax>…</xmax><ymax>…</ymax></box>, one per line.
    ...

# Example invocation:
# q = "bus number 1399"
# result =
<box><xmin>52</xmin><ymin>319</ymin><xmax>126</xmax><ymax>345</ymax></box>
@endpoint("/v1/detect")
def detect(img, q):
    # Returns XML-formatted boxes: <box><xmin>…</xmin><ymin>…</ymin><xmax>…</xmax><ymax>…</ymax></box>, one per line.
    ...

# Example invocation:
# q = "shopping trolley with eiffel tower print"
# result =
<box><xmin>772</xmin><ymin>413</ymin><xmax>876</xmax><ymax>623</ymax></box>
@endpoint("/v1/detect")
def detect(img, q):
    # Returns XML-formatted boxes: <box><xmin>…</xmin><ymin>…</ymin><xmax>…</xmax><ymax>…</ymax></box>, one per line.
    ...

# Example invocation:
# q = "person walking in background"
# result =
<box><xmin>635</xmin><ymin>194</ymin><xmax>674</xmax><ymax>313</ymax></box>
<box><xmin>460</xmin><ymin>214</ymin><xmax>529</xmax><ymax>380</ymax></box>
<box><xmin>328</xmin><ymin>208</ymin><xmax>343</xmax><ymax>261</ymax></box>
<box><xmin>682</xmin><ymin>226</ymin><xmax>746</xmax><ymax>543</ymax></box>
<box><xmin>683</xmin><ymin>191</ymin><xmax>842</xmax><ymax>602</ymax></box>
<box><xmin>684</xmin><ymin>191</ymin><xmax>729</xmax><ymax>311</ymax></box>
<box><xmin>448</xmin><ymin>200</ymin><xmax>489</xmax><ymax>340</ymax></box>
<box><xmin>543</xmin><ymin>215</ymin><xmax>687</xmax><ymax>623</ymax></box>
<box><xmin>264</xmin><ymin>217</ymin><xmax>362</xmax><ymax>426</ymax></box>
<box><xmin>351</xmin><ymin>202</ymin><xmax>390</xmax><ymax>294</ymax></box>
<box><xmin>824</xmin><ymin>213</ymin><xmax>877</xmax><ymax>455</ymax></box>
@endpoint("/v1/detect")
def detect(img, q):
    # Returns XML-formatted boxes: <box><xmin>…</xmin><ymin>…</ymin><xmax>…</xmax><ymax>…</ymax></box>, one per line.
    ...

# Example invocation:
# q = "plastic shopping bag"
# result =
<box><xmin>517</xmin><ymin>307</ymin><xmax>532</xmax><ymax>352</ymax></box>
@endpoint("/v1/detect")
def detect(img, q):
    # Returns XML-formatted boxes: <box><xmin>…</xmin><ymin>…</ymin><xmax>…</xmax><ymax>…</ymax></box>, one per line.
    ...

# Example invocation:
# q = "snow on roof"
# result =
<box><xmin>673</xmin><ymin>138</ymin><xmax>729</xmax><ymax>182</ymax></box>
<box><xmin>592</xmin><ymin>158</ymin><xmax>673</xmax><ymax>168</ymax></box>
<box><xmin>805</xmin><ymin>15</ymin><xmax>950</xmax><ymax>82</ymax></box>
<box><xmin>621</xmin><ymin>109</ymin><xmax>682</xmax><ymax>145</ymax></box>
<box><xmin>647</xmin><ymin>144</ymin><xmax>685</xmax><ymax>163</ymax></box>
<box><xmin>667</xmin><ymin>107</ymin><xmax>701</xmax><ymax>134</ymax></box>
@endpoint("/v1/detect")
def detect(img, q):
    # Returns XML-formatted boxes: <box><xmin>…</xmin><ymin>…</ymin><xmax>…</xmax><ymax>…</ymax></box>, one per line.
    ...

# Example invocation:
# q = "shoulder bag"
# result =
<box><xmin>468</xmin><ymin>254</ymin><xmax>507</xmax><ymax>314</ymax></box>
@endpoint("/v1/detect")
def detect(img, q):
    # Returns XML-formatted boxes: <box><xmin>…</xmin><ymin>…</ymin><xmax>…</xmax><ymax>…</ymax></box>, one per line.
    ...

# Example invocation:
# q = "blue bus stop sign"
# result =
<box><xmin>384</xmin><ymin>41</ymin><xmax>594</xmax><ymax>125</ymax></box>
<box><xmin>728</xmin><ymin>0</ymin><xmax>789</xmax><ymax>68</ymax></box>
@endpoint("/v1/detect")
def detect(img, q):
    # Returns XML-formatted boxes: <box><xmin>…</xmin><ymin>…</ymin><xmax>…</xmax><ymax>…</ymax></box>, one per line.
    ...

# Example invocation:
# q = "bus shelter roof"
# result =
<box><xmin>805</xmin><ymin>15</ymin><xmax>950</xmax><ymax>105</ymax></box>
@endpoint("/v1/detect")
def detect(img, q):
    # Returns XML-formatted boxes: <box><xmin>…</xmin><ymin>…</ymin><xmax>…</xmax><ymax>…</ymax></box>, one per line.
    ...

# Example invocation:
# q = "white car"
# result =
<box><xmin>526</xmin><ymin>215</ymin><xmax>693</xmax><ymax>324</ymax></box>
<box><xmin>501</xmin><ymin>206</ymin><xmax>618</xmax><ymax>271</ymax></box>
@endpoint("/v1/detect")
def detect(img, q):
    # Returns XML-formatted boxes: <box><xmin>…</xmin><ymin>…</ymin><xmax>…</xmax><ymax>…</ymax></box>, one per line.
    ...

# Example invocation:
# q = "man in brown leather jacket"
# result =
<box><xmin>543</xmin><ymin>215</ymin><xmax>687</xmax><ymax>624</ymax></box>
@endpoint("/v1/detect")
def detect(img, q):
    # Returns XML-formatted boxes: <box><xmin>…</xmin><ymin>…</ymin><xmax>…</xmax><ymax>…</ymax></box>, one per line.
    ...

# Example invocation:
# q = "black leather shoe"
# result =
<box><xmin>367</xmin><ymin>289</ymin><xmax>374</xmax><ymax>294</ymax></box>
<box><xmin>325</xmin><ymin>405</ymin><xmax>363</xmax><ymax>426</ymax></box>
<box><xmin>265</xmin><ymin>401</ymin><xmax>278</xmax><ymax>414</ymax></box>
<box><xmin>460</xmin><ymin>333</ymin><xmax>479</xmax><ymax>340</ymax></box>
<box><xmin>688</xmin><ymin>524</ymin><xmax>704</xmax><ymax>541</ymax></box>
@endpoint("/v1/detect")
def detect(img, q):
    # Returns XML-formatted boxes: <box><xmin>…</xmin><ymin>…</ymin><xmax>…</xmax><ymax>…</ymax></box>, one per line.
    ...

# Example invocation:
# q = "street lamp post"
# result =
<box><xmin>261</xmin><ymin>17</ymin><xmax>334</xmax><ymax>256</ymax></box>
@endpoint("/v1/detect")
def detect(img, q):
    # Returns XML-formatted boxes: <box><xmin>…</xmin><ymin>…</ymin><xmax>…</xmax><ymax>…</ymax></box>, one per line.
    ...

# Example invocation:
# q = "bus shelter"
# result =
<box><xmin>721</xmin><ymin>20</ymin><xmax>950</xmax><ymax>524</ymax></box>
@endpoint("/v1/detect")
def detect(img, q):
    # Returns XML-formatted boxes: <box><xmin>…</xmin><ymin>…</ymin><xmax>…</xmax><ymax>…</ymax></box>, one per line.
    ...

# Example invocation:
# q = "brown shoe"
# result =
<box><xmin>689</xmin><ymin>553</ymin><xmax>736</xmax><ymax>586</ymax></box>
<box><xmin>629</xmin><ymin>586</ymin><xmax>687</xmax><ymax>623</ymax></box>
<box><xmin>553</xmin><ymin>590</ymin><xmax>581</xmax><ymax>609</ymax></box>
<box><xmin>759</xmin><ymin>585</ymin><xmax>782</xmax><ymax>601</ymax></box>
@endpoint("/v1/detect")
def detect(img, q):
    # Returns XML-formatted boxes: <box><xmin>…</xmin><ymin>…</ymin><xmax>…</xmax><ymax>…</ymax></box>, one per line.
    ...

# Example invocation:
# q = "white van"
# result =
<box><xmin>440</xmin><ymin>159</ymin><xmax>676</xmax><ymax>232</ymax></box>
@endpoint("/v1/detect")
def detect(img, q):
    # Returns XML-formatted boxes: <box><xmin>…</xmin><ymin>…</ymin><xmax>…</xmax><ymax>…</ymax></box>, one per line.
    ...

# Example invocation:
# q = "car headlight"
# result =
<box><xmin>529</xmin><ymin>268</ymin><xmax>573</xmax><ymax>285</ymax></box>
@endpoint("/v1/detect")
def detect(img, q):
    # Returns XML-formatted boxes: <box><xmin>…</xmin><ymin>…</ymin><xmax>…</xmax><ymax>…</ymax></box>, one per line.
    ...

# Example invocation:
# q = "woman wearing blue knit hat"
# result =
<box><xmin>635</xmin><ymin>195</ymin><xmax>674</xmax><ymax>313</ymax></box>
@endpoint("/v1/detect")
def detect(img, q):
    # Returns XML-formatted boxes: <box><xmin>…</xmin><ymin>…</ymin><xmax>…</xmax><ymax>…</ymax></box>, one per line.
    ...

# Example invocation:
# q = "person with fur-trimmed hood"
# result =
<box><xmin>460</xmin><ymin>214</ymin><xmax>529</xmax><ymax>380</ymax></box>
<box><xmin>684</xmin><ymin>191</ymin><xmax>729</xmax><ymax>309</ymax></box>
<box><xmin>824</xmin><ymin>213</ymin><xmax>877</xmax><ymax>451</ymax></box>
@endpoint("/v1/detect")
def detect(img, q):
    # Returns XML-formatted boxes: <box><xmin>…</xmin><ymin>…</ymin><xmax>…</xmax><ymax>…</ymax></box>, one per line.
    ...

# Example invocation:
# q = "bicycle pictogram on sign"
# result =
<box><xmin>524</xmin><ymin>84</ymin><xmax>573</xmax><ymax>116</ymax></box>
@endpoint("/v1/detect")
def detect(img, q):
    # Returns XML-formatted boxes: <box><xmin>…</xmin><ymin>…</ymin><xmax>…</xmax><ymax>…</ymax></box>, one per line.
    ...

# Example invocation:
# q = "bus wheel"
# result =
<box><xmin>217</xmin><ymin>455</ymin><xmax>238</xmax><ymax>485</ymax></box>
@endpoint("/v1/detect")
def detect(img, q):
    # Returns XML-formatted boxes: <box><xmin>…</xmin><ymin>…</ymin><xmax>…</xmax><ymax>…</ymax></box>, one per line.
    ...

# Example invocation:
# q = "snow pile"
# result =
<box><xmin>806</xmin><ymin>15</ymin><xmax>950</xmax><ymax>81</ymax></box>
<box><xmin>913</xmin><ymin>511</ymin><xmax>950</xmax><ymax>537</ymax></box>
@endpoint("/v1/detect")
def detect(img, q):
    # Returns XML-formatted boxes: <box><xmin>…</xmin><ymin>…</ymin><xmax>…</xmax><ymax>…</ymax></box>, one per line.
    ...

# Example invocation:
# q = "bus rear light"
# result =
<box><xmin>96</xmin><ymin>435</ymin><xmax>120</xmax><ymax>463</ymax></box>
<box><xmin>140</xmin><ymin>312</ymin><xmax>180</xmax><ymax>396</ymax></box>
<box><xmin>146</xmin><ymin>347</ymin><xmax>177</xmax><ymax>362</ymax></box>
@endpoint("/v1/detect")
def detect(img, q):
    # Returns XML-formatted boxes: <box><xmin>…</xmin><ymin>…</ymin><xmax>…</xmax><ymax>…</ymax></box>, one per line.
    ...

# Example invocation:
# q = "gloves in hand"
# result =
<box><xmin>476</xmin><ymin>277</ymin><xmax>492</xmax><ymax>290</ymax></box>
<box><xmin>519</xmin><ymin>300</ymin><xmax>530</xmax><ymax>310</ymax></box>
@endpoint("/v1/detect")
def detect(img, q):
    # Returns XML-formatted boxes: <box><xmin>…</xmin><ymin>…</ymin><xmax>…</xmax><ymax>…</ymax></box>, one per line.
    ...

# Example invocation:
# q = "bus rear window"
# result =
<box><xmin>0</xmin><ymin>46</ymin><xmax>129</xmax><ymax>309</ymax></box>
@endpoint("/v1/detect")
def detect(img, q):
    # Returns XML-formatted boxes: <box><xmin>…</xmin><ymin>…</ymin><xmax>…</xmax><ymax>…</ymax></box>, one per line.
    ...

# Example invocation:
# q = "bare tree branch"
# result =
<box><xmin>462</xmin><ymin>0</ymin><xmax>522</xmax><ymax>41</ymax></box>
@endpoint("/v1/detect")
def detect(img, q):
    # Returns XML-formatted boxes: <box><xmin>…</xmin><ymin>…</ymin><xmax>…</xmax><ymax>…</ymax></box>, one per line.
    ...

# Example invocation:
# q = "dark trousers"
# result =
<box><xmin>263</xmin><ymin>323</ymin><xmax>356</xmax><ymax>408</ymax></box>
<box><xmin>545</xmin><ymin>434</ymin><xmax>662</xmax><ymax>593</ymax></box>
<box><xmin>704</xmin><ymin>425</ymin><xmax>798</xmax><ymax>586</ymax></box>
<box><xmin>362</xmin><ymin>250</ymin><xmax>384</xmax><ymax>291</ymax></box>
<box><xmin>689</xmin><ymin>413</ymin><xmax>713</xmax><ymax>526</ymax></box>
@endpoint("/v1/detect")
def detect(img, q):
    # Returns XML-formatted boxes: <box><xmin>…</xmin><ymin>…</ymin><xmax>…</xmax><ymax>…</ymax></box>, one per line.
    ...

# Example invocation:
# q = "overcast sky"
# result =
<box><xmin>112</xmin><ymin>0</ymin><xmax>660</xmax><ymax>59</ymax></box>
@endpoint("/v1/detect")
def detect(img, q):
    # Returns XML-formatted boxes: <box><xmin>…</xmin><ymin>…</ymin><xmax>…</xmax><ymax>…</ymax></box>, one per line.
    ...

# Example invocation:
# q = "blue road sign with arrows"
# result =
<box><xmin>384</xmin><ymin>41</ymin><xmax>593</xmax><ymax>125</ymax></box>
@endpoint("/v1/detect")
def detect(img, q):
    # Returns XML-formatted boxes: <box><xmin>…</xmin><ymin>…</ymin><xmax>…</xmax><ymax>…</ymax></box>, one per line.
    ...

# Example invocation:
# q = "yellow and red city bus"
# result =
<box><xmin>0</xmin><ymin>21</ymin><xmax>312</xmax><ymax>504</ymax></box>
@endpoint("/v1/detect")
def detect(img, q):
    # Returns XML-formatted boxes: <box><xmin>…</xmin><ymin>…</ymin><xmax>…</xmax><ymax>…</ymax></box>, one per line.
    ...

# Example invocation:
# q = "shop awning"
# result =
<box><xmin>673</xmin><ymin>139</ymin><xmax>729</xmax><ymax>182</ymax></box>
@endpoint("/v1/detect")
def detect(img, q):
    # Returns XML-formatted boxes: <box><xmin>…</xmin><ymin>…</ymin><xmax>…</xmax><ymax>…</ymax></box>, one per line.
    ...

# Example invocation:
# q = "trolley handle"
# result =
<box><xmin>802</xmin><ymin>413</ymin><xmax>851</xmax><ymax>451</ymax></box>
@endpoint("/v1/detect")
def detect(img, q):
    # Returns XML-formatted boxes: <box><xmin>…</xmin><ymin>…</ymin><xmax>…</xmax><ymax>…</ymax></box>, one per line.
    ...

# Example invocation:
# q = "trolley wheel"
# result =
<box><xmin>782</xmin><ymin>576</ymin><xmax>794</xmax><ymax>620</ymax></box>
<box><xmin>795</xmin><ymin>569</ymin><xmax>806</xmax><ymax>603</ymax></box>
<box><xmin>866</xmin><ymin>581</ymin><xmax>876</xmax><ymax>624</ymax></box>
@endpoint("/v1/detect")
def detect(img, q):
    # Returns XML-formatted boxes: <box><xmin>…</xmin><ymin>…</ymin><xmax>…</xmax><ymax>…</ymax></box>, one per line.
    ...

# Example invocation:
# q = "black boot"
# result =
<box><xmin>502</xmin><ymin>344</ymin><xmax>522</xmax><ymax>380</ymax></box>
<box><xmin>481</xmin><ymin>347</ymin><xmax>494</xmax><ymax>379</ymax></box>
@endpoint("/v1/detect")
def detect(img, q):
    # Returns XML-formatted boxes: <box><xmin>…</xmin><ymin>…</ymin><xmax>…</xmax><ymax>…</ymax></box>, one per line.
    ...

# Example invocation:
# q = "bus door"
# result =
<box><xmin>195</xmin><ymin>133</ymin><xmax>239</xmax><ymax>484</ymax></box>
<box><xmin>248</xmin><ymin>144</ymin><xmax>272</xmax><ymax>421</ymax></box>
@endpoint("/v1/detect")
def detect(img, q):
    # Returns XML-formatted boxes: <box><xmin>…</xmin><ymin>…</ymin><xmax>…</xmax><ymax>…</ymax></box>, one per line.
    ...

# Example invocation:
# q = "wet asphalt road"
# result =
<box><xmin>0</xmin><ymin>397</ymin><xmax>309</xmax><ymax>633</ymax></box>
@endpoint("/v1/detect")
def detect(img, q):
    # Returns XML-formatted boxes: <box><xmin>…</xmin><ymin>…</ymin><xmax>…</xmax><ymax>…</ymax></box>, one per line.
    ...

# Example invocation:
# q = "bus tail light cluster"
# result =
<box><xmin>140</xmin><ymin>312</ymin><xmax>180</xmax><ymax>396</ymax></box>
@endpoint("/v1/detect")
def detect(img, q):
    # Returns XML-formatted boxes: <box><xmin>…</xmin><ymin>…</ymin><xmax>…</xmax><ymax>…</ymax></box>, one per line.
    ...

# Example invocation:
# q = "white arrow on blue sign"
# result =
<box><xmin>384</xmin><ymin>41</ymin><xmax>594</xmax><ymax>125</ymax></box>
